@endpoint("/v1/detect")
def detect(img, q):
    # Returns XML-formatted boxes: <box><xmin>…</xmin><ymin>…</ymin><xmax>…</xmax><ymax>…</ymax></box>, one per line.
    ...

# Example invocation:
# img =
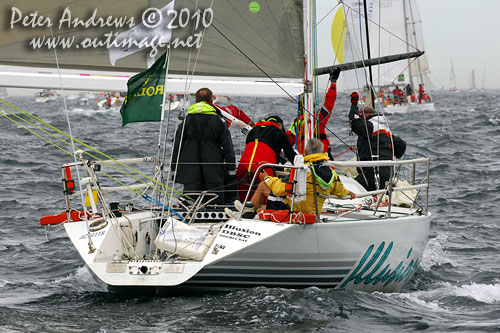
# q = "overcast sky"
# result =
<box><xmin>317</xmin><ymin>0</ymin><xmax>500</xmax><ymax>90</ymax></box>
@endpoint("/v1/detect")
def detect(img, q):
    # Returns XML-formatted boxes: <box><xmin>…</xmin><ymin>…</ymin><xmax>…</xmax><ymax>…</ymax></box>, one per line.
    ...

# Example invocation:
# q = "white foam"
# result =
<box><xmin>451</xmin><ymin>282</ymin><xmax>500</xmax><ymax>304</ymax></box>
<box><xmin>53</xmin><ymin>266</ymin><xmax>106</xmax><ymax>292</ymax></box>
<box><xmin>395</xmin><ymin>291</ymin><xmax>444</xmax><ymax>312</ymax></box>
<box><xmin>420</xmin><ymin>233</ymin><xmax>456</xmax><ymax>271</ymax></box>
<box><xmin>488</xmin><ymin>116</ymin><xmax>499</xmax><ymax>125</ymax></box>
<box><xmin>391</xmin><ymin>281</ymin><xmax>500</xmax><ymax>316</ymax></box>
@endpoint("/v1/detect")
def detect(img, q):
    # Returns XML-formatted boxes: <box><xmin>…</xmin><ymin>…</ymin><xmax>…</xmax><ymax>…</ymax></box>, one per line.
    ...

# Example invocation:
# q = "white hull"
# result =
<box><xmin>35</xmin><ymin>95</ymin><xmax>58</xmax><ymax>103</ymax></box>
<box><xmin>383</xmin><ymin>104</ymin><xmax>408</xmax><ymax>114</ymax></box>
<box><xmin>407</xmin><ymin>102</ymin><xmax>435</xmax><ymax>112</ymax></box>
<box><xmin>384</xmin><ymin>102</ymin><xmax>435</xmax><ymax>114</ymax></box>
<box><xmin>64</xmin><ymin>204</ymin><xmax>430</xmax><ymax>292</ymax></box>
<box><xmin>51</xmin><ymin>157</ymin><xmax>432</xmax><ymax>293</ymax></box>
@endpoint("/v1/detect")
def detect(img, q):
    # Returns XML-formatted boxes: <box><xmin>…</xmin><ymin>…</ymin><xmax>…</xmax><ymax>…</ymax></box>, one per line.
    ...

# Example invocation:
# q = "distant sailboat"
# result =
<box><xmin>35</xmin><ymin>89</ymin><xmax>58</xmax><ymax>103</ymax></box>
<box><xmin>481</xmin><ymin>65</ymin><xmax>486</xmax><ymax>91</ymax></box>
<box><xmin>449</xmin><ymin>59</ymin><xmax>458</xmax><ymax>93</ymax></box>
<box><xmin>469</xmin><ymin>69</ymin><xmax>477</xmax><ymax>91</ymax></box>
<box><xmin>333</xmin><ymin>0</ymin><xmax>434</xmax><ymax>114</ymax></box>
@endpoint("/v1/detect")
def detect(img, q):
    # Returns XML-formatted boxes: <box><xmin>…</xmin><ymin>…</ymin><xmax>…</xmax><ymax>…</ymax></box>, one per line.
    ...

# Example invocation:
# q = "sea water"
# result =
<box><xmin>1</xmin><ymin>90</ymin><xmax>499</xmax><ymax>332</ymax></box>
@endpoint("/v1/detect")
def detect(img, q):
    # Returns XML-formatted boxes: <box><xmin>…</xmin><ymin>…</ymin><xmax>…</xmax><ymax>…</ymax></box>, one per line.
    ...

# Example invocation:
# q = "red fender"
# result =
<box><xmin>40</xmin><ymin>210</ymin><xmax>91</xmax><ymax>226</ymax></box>
<box><xmin>257</xmin><ymin>209</ymin><xmax>274</xmax><ymax>221</ymax></box>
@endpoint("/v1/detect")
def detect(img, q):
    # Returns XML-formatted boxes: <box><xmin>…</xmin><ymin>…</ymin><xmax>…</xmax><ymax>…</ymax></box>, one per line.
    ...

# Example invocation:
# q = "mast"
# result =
<box><xmin>449</xmin><ymin>59</ymin><xmax>457</xmax><ymax>91</ymax></box>
<box><xmin>402</xmin><ymin>0</ymin><xmax>414</xmax><ymax>88</ymax></box>
<box><xmin>407</xmin><ymin>0</ymin><xmax>425</xmax><ymax>85</ymax></box>
<box><xmin>471</xmin><ymin>69</ymin><xmax>476</xmax><ymax>90</ymax></box>
<box><xmin>303</xmin><ymin>0</ymin><xmax>315</xmax><ymax>147</ymax></box>
<box><xmin>363</xmin><ymin>0</ymin><xmax>375</xmax><ymax>104</ymax></box>
<box><xmin>482</xmin><ymin>65</ymin><xmax>486</xmax><ymax>90</ymax></box>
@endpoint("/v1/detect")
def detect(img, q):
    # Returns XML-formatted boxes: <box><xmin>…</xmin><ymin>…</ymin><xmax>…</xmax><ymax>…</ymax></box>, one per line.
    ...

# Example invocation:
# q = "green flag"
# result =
<box><xmin>120</xmin><ymin>52</ymin><xmax>167</xmax><ymax>126</ymax></box>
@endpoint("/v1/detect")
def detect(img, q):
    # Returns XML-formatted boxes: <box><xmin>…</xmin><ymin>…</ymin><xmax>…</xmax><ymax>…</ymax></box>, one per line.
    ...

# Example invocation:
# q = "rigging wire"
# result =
<box><xmin>163</xmin><ymin>0</ymin><xmax>213</xmax><ymax>216</ymax></box>
<box><xmin>49</xmin><ymin>25</ymin><xmax>95</xmax><ymax>251</ymax></box>
<box><xmin>0</xmin><ymin>99</ymin><xmax>184</xmax><ymax>198</ymax></box>
<box><xmin>211</xmin><ymin>17</ymin><xmax>353</xmax><ymax>150</ymax></box>
<box><xmin>343</xmin><ymin>2</ymin><xmax>422</xmax><ymax>52</ymax></box>
<box><xmin>333</xmin><ymin>1</ymin><xmax>424</xmax><ymax>189</ymax></box>
<box><xmin>314</xmin><ymin>2</ymin><xmax>341</xmax><ymax>27</ymax></box>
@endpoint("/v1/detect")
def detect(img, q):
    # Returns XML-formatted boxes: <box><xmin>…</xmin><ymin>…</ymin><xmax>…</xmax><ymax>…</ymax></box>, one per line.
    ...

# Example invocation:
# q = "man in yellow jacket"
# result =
<box><xmin>227</xmin><ymin>139</ymin><xmax>355</xmax><ymax>217</ymax></box>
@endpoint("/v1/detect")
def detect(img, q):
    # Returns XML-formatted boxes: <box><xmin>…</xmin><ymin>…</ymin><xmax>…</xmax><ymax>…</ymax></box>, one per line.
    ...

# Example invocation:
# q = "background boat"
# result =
<box><xmin>332</xmin><ymin>0</ymin><xmax>435</xmax><ymax>113</ymax></box>
<box><xmin>34</xmin><ymin>89</ymin><xmax>58</xmax><ymax>103</ymax></box>
<box><xmin>449</xmin><ymin>58</ymin><xmax>459</xmax><ymax>93</ymax></box>
<box><xmin>469</xmin><ymin>69</ymin><xmax>477</xmax><ymax>91</ymax></box>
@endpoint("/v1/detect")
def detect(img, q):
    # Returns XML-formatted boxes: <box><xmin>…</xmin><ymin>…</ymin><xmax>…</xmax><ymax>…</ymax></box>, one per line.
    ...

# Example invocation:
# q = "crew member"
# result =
<box><xmin>226</xmin><ymin>139</ymin><xmax>355</xmax><ymax>217</ymax></box>
<box><xmin>236</xmin><ymin>115</ymin><xmax>296</xmax><ymax>201</ymax></box>
<box><xmin>349</xmin><ymin>101</ymin><xmax>406</xmax><ymax>191</ymax></box>
<box><xmin>171</xmin><ymin>88</ymin><xmax>236</xmax><ymax>204</ymax></box>
<box><xmin>287</xmin><ymin>67</ymin><xmax>341</xmax><ymax>157</ymax></box>
<box><xmin>418</xmin><ymin>84</ymin><xmax>424</xmax><ymax>103</ymax></box>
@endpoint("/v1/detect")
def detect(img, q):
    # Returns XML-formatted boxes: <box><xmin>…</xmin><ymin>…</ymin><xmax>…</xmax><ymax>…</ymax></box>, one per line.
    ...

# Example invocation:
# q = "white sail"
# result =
<box><xmin>332</xmin><ymin>0</ymin><xmax>431</xmax><ymax>92</ymax></box>
<box><xmin>0</xmin><ymin>1</ymin><xmax>305</xmax><ymax>97</ymax></box>
<box><xmin>469</xmin><ymin>69</ymin><xmax>477</xmax><ymax>91</ymax></box>
<box><xmin>450</xmin><ymin>59</ymin><xmax>458</xmax><ymax>92</ymax></box>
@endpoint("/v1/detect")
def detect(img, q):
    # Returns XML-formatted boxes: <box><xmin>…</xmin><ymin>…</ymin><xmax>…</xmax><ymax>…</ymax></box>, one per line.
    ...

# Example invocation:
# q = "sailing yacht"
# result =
<box><xmin>333</xmin><ymin>0</ymin><xmax>435</xmax><ymax>114</ymax></box>
<box><xmin>450</xmin><ymin>59</ymin><xmax>459</xmax><ymax>93</ymax></box>
<box><xmin>35</xmin><ymin>89</ymin><xmax>58</xmax><ymax>103</ymax></box>
<box><xmin>0</xmin><ymin>0</ymin><xmax>431</xmax><ymax>292</ymax></box>
<box><xmin>469</xmin><ymin>69</ymin><xmax>477</xmax><ymax>91</ymax></box>
<box><xmin>481</xmin><ymin>66</ymin><xmax>486</xmax><ymax>91</ymax></box>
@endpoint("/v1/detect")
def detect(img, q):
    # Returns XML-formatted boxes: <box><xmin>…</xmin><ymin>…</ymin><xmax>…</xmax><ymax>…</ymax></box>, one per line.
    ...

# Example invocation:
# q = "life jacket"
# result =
<box><xmin>287</xmin><ymin>115</ymin><xmax>305</xmax><ymax>153</ymax></box>
<box><xmin>288</xmin><ymin>115</ymin><xmax>304</xmax><ymax>136</ymax></box>
<box><xmin>310</xmin><ymin>161</ymin><xmax>336</xmax><ymax>190</ymax></box>
<box><xmin>186</xmin><ymin>101</ymin><xmax>217</xmax><ymax>115</ymax></box>
<box><xmin>368</xmin><ymin>116</ymin><xmax>391</xmax><ymax>139</ymax></box>
<box><xmin>288</xmin><ymin>115</ymin><xmax>329</xmax><ymax>153</ymax></box>
<box><xmin>254</xmin><ymin>120</ymin><xmax>281</xmax><ymax>129</ymax></box>
<box><xmin>304</xmin><ymin>153</ymin><xmax>339</xmax><ymax>189</ymax></box>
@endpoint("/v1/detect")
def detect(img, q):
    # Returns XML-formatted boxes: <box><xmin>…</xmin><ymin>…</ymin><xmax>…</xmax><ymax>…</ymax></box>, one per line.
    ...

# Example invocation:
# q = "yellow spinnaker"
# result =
<box><xmin>331</xmin><ymin>7</ymin><xmax>347</xmax><ymax>64</ymax></box>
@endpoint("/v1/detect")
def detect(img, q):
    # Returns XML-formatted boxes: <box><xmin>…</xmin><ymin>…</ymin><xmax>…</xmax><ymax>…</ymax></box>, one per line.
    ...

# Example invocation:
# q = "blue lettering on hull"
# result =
<box><xmin>340</xmin><ymin>241</ymin><xmax>419</xmax><ymax>289</ymax></box>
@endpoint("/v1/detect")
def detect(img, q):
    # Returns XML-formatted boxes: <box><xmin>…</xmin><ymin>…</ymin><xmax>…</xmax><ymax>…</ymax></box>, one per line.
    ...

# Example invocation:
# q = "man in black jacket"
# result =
<box><xmin>349</xmin><ymin>95</ymin><xmax>406</xmax><ymax>191</ymax></box>
<box><xmin>172</xmin><ymin>88</ymin><xmax>236</xmax><ymax>203</ymax></box>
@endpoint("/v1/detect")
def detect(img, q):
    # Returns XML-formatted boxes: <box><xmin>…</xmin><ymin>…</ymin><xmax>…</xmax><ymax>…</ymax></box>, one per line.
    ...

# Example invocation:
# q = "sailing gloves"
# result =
<box><xmin>329</xmin><ymin>67</ymin><xmax>341</xmax><ymax>82</ymax></box>
<box><xmin>348</xmin><ymin>93</ymin><xmax>360</xmax><ymax>121</ymax></box>
<box><xmin>351</xmin><ymin>92</ymin><xmax>359</xmax><ymax>104</ymax></box>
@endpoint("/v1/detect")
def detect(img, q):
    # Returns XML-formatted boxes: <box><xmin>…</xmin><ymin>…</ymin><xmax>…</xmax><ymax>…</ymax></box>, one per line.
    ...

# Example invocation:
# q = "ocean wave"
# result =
<box><xmin>420</xmin><ymin>233</ymin><xmax>456</xmax><ymax>271</ymax></box>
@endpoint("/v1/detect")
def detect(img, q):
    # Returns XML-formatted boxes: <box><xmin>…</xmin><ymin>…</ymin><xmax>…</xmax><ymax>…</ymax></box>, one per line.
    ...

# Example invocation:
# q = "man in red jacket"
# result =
<box><xmin>287</xmin><ymin>67</ymin><xmax>341</xmax><ymax>158</ymax></box>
